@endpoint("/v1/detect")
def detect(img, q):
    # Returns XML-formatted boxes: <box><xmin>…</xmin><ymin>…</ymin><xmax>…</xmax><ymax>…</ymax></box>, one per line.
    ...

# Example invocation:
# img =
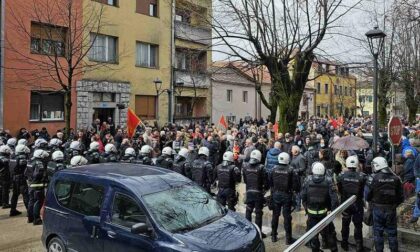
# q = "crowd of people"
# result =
<box><xmin>0</xmin><ymin>115</ymin><xmax>419</xmax><ymax>252</ymax></box>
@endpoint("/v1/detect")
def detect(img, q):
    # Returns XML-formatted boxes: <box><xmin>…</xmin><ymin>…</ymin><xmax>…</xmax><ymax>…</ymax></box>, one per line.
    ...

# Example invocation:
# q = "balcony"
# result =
<box><xmin>175</xmin><ymin>70</ymin><xmax>210</xmax><ymax>88</ymax></box>
<box><xmin>174</xmin><ymin>21</ymin><xmax>211</xmax><ymax>45</ymax></box>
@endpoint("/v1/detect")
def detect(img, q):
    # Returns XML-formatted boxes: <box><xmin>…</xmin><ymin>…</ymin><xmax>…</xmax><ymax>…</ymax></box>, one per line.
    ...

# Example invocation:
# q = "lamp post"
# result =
<box><xmin>154</xmin><ymin>78</ymin><xmax>184</xmax><ymax>124</ymax></box>
<box><xmin>365</xmin><ymin>26</ymin><xmax>386</xmax><ymax>154</ymax></box>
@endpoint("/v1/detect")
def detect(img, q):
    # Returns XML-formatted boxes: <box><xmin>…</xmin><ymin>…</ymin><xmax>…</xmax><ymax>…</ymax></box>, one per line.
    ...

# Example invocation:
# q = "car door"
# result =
<box><xmin>101</xmin><ymin>189</ymin><xmax>156</xmax><ymax>252</ymax></box>
<box><xmin>65</xmin><ymin>180</ymin><xmax>105</xmax><ymax>252</ymax></box>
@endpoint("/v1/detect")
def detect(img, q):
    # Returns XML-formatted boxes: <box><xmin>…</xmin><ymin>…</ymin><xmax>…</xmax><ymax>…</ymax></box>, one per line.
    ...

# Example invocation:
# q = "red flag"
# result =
<box><xmin>328</xmin><ymin>116</ymin><xmax>338</xmax><ymax>129</ymax></box>
<box><xmin>127</xmin><ymin>108</ymin><xmax>142</xmax><ymax>138</ymax></box>
<box><xmin>338</xmin><ymin>116</ymin><xmax>344</xmax><ymax>126</ymax></box>
<box><xmin>273</xmin><ymin>122</ymin><xmax>279</xmax><ymax>139</ymax></box>
<box><xmin>219</xmin><ymin>115</ymin><xmax>228</xmax><ymax>129</ymax></box>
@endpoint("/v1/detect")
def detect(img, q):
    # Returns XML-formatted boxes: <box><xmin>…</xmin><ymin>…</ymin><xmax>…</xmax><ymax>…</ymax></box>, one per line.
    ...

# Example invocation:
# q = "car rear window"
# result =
<box><xmin>54</xmin><ymin>180</ymin><xmax>105</xmax><ymax>216</ymax></box>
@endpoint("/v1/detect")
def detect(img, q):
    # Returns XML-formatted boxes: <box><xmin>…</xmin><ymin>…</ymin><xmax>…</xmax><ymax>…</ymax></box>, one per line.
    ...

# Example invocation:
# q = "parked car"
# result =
<box><xmin>42</xmin><ymin>163</ymin><xmax>265</xmax><ymax>252</ymax></box>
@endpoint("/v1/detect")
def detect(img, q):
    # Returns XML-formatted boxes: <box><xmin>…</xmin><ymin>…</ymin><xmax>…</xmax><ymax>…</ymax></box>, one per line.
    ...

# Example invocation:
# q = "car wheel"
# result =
<box><xmin>48</xmin><ymin>237</ymin><xmax>66</xmax><ymax>252</ymax></box>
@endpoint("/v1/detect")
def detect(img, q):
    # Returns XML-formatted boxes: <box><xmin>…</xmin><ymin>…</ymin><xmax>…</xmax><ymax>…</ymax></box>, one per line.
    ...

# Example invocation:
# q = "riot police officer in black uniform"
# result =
<box><xmin>120</xmin><ymin>148</ymin><xmax>139</xmax><ymax>163</ymax></box>
<box><xmin>173</xmin><ymin>148</ymin><xmax>192</xmax><ymax>178</ymax></box>
<box><xmin>337</xmin><ymin>156</ymin><xmax>366</xmax><ymax>251</ymax></box>
<box><xmin>138</xmin><ymin>145</ymin><xmax>153</xmax><ymax>165</ymax></box>
<box><xmin>270</xmin><ymin>152</ymin><xmax>298</xmax><ymax>244</ymax></box>
<box><xmin>191</xmin><ymin>147</ymin><xmax>214</xmax><ymax>193</ymax></box>
<box><xmin>10</xmin><ymin>144</ymin><xmax>30</xmax><ymax>216</ymax></box>
<box><xmin>366</xmin><ymin>157</ymin><xmax>403</xmax><ymax>252</ymax></box>
<box><xmin>85</xmin><ymin>141</ymin><xmax>101</xmax><ymax>164</ymax></box>
<box><xmin>47</xmin><ymin>150</ymin><xmax>67</xmax><ymax>181</ymax></box>
<box><xmin>302</xmin><ymin>162</ymin><xmax>339</xmax><ymax>252</ymax></box>
<box><xmin>155</xmin><ymin>147</ymin><xmax>174</xmax><ymax>169</ymax></box>
<box><xmin>100</xmin><ymin>143</ymin><xmax>119</xmax><ymax>163</ymax></box>
<box><xmin>215</xmin><ymin>151</ymin><xmax>241</xmax><ymax>211</ymax></box>
<box><xmin>6</xmin><ymin>138</ymin><xmax>17</xmax><ymax>157</ymax></box>
<box><xmin>0</xmin><ymin>145</ymin><xmax>13</xmax><ymax>209</ymax></box>
<box><xmin>242</xmin><ymin>149</ymin><xmax>268</xmax><ymax>237</ymax></box>
<box><xmin>48</xmin><ymin>138</ymin><xmax>63</xmax><ymax>153</ymax></box>
<box><xmin>25</xmin><ymin>149</ymin><xmax>49</xmax><ymax>225</ymax></box>
<box><xmin>65</xmin><ymin>141</ymin><xmax>82</xmax><ymax>164</ymax></box>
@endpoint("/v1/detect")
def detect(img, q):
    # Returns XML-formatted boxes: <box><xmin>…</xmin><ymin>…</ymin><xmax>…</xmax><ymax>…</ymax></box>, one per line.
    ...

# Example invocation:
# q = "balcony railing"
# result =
<box><xmin>175</xmin><ymin>70</ymin><xmax>210</xmax><ymax>88</ymax></box>
<box><xmin>174</xmin><ymin>21</ymin><xmax>211</xmax><ymax>45</ymax></box>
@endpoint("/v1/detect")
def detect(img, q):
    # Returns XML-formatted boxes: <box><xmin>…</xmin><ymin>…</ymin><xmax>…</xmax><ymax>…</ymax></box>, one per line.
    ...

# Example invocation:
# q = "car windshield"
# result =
<box><xmin>143</xmin><ymin>184</ymin><xmax>226</xmax><ymax>233</ymax></box>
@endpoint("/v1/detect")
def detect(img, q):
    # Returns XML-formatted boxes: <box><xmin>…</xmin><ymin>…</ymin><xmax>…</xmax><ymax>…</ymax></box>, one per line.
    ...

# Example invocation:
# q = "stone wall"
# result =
<box><xmin>76</xmin><ymin>80</ymin><xmax>131</xmax><ymax>129</ymax></box>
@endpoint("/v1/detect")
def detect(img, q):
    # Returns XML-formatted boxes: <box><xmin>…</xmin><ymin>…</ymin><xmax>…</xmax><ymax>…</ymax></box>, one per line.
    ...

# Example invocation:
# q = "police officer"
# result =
<box><xmin>337</xmin><ymin>156</ymin><xmax>366</xmax><ymax>251</ymax></box>
<box><xmin>215</xmin><ymin>151</ymin><xmax>241</xmax><ymax>211</ymax></box>
<box><xmin>173</xmin><ymin>148</ymin><xmax>192</xmax><ymax>178</ymax></box>
<box><xmin>100</xmin><ymin>143</ymin><xmax>119</xmax><ymax>163</ymax></box>
<box><xmin>138</xmin><ymin>145</ymin><xmax>153</xmax><ymax>165</ymax></box>
<box><xmin>366</xmin><ymin>157</ymin><xmax>403</xmax><ymax>252</ymax></box>
<box><xmin>33</xmin><ymin>138</ymin><xmax>49</xmax><ymax>150</ymax></box>
<box><xmin>47</xmin><ymin>151</ymin><xmax>66</xmax><ymax>180</ymax></box>
<box><xmin>270</xmin><ymin>152</ymin><xmax>298</xmax><ymax>244</ymax></box>
<box><xmin>120</xmin><ymin>148</ymin><xmax>138</xmax><ymax>163</ymax></box>
<box><xmin>66</xmin><ymin>141</ymin><xmax>82</xmax><ymax>164</ymax></box>
<box><xmin>0</xmin><ymin>145</ymin><xmax>13</xmax><ymax>209</ymax></box>
<box><xmin>85</xmin><ymin>142</ymin><xmax>101</xmax><ymax>164</ymax></box>
<box><xmin>155</xmin><ymin>147</ymin><xmax>174</xmax><ymax>170</ymax></box>
<box><xmin>242</xmin><ymin>149</ymin><xmax>268</xmax><ymax>237</ymax></box>
<box><xmin>49</xmin><ymin>138</ymin><xmax>63</xmax><ymax>152</ymax></box>
<box><xmin>10</xmin><ymin>144</ymin><xmax>30</xmax><ymax>216</ymax></box>
<box><xmin>17</xmin><ymin>139</ymin><xmax>28</xmax><ymax>147</ymax></box>
<box><xmin>301</xmin><ymin>162</ymin><xmax>339</xmax><ymax>252</ymax></box>
<box><xmin>6</xmin><ymin>138</ymin><xmax>17</xmax><ymax>155</ymax></box>
<box><xmin>70</xmin><ymin>155</ymin><xmax>88</xmax><ymax>167</ymax></box>
<box><xmin>25</xmin><ymin>149</ymin><xmax>49</xmax><ymax>225</ymax></box>
<box><xmin>191</xmin><ymin>147</ymin><xmax>214</xmax><ymax>193</ymax></box>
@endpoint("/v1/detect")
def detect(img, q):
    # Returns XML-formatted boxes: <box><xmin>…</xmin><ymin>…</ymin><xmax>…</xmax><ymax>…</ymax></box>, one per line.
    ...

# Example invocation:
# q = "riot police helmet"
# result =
<box><xmin>15</xmin><ymin>144</ymin><xmax>30</xmax><ymax>155</ymax></box>
<box><xmin>346</xmin><ymin>155</ymin><xmax>359</xmax><ymax>169</ymax></box>
<box><xmin>162</xmin><ymin>147</ymin><xmax>173</xmax><ymax>156</ymax></box>
<box><xmin>198</xmin><ymin>147</ymin><xmax>210</xmax><ymax>157</ymax></box>
<box><xmin>223</xmin><ymin>151</ymin><xmax>234</xmax><ymax>163</ymax></box>
<box><xmin>312</xmin><ymin>162</ymin><xmax>326</xmax><ymax>176</ymax></box>
<box><xmin>278</xmin><ymin>152</ymin><xmax>290</xmax><ymax>165</ymax></box>
<box><xmin>89</xmin><ymin>141</ymin><xmax>100</xmax><ymax>151</ymax></box>
<box><xmin>70</xmin><ymin>155</ymin><xmax>88</xmax><ymax>167</ymax></box>
<box><xmin>178</xmin><ymin>148</ymin><xmax>189</xmax><ymax>159</ymax></box>
<box><xmin>372</xmin><ymin>157</ymin><xmax>388</xmax><ymax>172</ymax></box>
<box><xmin>69</xmin><ymin>141</ymin><xmax>81</xmax><ymax>151</ymax></box>
<box><xmin>33</xmin><ymin>149</ymin><xmax>49</xmax><ymax>159</ymax></box>
<box><xmin>105</xmin><ymin>143</ymin><xmax>117</xmax><ymax>153</ymax></box>
<box><xmin>17</xmin><ymin>139</ymin><xmax>28</xmax><ymax>146</ymax></box>
<box><xmin>34</xmin><ymin>138</ymin><xmax>48</xmax><ymax>149</ymax></box>
<box><xmin>52</xmin><ymin>150</ymin><xmax>65</xmax><ymax>161</ymax></box>
<box><xmin>125</xmin><ymin>147</ymin><xmax>136</xmax><ymax>157</ymax></box>
<box><xmin>49</xmin><ymin>138</ymin><xmax>62</xmax><ymax>147</ymax></box>
<box><xmin>7</xmin><ymin>138</ymin><xmax>17</xmax><ymax>147</ymax></box>
<box><xmin>140</xmin><ymin>145</ymin><xmax>153</xmax><ymax>155</ymax></box>
<box><xmin>0</xmin><ymin>145</ymin><xmax>13</xmax><ymax>156</ymax></box>
<box><xmin>249</xmin><ymin>149</ymin><xmax>262</xmax><ymax>164</ymax></box>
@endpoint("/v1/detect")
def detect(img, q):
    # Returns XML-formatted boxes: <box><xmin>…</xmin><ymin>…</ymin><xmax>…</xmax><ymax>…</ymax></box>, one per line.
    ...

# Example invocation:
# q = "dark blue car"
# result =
<box><xmin>42</xmin><ymin>163</ymin><xmax>265</xmax><ymax>252</ymax></box>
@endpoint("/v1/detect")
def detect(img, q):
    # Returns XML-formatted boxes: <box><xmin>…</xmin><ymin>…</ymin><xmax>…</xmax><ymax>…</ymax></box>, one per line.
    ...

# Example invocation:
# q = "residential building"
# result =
<box><xmin>78</xmin><ymin>0</ymin><xmax>173</xmax><ymax>128</ymax></box>
<box><xmin>0</xmin><ymin>0</ymin><xmax>79</xmax><ymax>134</ymax></box>
<box><xmin>173</xmin><ymin>0</ymin><xmax>212</xmax><ymax>124</ymax></box>
<box><xmin>309</xmin><ymin>59</ymin><xmax>357</xmax><ymax>117</ymax></box>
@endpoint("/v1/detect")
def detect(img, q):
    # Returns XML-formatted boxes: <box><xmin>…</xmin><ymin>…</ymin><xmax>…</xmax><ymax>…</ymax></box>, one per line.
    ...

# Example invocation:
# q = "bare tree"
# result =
<box><xmin>211</xmin><ymin>0</ymin><xmax>360</xmax><ymax>133</ymax></box>
<box><xmin>4</xmin><ymin>0</ymin><xmax>106</xmax><ymax>135</ymax></box>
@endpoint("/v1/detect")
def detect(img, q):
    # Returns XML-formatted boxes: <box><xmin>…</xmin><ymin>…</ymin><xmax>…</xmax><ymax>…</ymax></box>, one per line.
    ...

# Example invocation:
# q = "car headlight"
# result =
<box><xmin>252</xmin><ymin>222</ymin><xmax>262</xmax><ymax>240</ymax></box>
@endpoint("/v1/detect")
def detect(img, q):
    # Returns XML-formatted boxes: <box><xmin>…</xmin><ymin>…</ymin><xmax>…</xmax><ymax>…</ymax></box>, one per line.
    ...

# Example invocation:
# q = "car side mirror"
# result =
<box><xmin>131</xmin><ymin>223</ymin><xmax>149</xmax><ymax>235</ymax></box>
<box><xmin>83</xmin><ymin>215</ymin><xmax>101</xmax><ymax>225</ymax></box>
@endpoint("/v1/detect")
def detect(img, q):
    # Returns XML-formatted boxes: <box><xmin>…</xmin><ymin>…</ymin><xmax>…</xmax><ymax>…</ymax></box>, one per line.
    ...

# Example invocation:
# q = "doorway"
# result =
<box><xmin>93</xmin><ymin>108</ymin><xmax>115</xmax><ymax>124</ymax></box>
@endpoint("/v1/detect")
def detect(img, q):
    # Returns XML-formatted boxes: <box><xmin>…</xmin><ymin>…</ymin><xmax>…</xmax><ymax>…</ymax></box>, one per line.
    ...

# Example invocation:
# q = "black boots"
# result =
<box><xmin>9</xmin><ymin>209</ymin><xmax>22</xmax><ymax>217</ymax></box>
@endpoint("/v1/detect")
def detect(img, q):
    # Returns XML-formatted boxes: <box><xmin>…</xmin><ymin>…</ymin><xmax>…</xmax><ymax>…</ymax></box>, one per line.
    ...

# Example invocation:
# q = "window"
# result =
<box><xmin>175</xmin><ymin>49</ymin><xmax>206</xmax><ymax>72</ymax></box>
<box><xmin>226</xmin><ymin>116</ymin><xmax>236</xmax><ymax>123</ymax></box>
<box><xmin>227</xmin><ymin>90</ymin><xmax>233</xmax><ymax>102</ymax></box>
<box><xmin>339</xmin><ymin>86</ymin><xmax>343</xmax><ymax>95</ymax></box>
<box><xmin>93</xmin><ymin>92</ymin><xmax>115</xmax><ymax>102</ymax></box>
<box><xmin>344</xmin><ymin>87</ymin><xmax>348</xmax><ymax>96</ymax></box>
<box><xmin>324</xmin><ymin>84</ymin><xmax>328</xmax><ymax>94</ymax></box>
<box><xmin>30</xmin><ymin>22</ymin><xmax>66</xmax><ymax>56</ymax></box>
<box><xmin>112</xmin><ymin>193</ymin><xmax>147</xmax><ymax>228</ymax></box>
<box><xmin>242</xmin><ymin>91</ymin><xmax>248</xmax><ymax>103</ymax></box>
<box><xmin>317</xmin><ymin>83</ymin><xmax>321</xmax><ymax>94</ymax></box>
<box><xmin>137</xmin><ymin>0</ymin><xmax>158</xmax><ymax>16</ymax></box>
<box><xmin>54</xmin><ymin>180</ymin><xmax>72</xmax><ymax>207</ymax></box>
<box><xmin>68</xmin><ymin>182</ymin><xmax>104</xmax><ymax>216</ymax></box>
<box><xmin>135</xmin><ymin>95</ymin><xmax>156</xmax><ymax>120</ymax></box>
<box><xmin>175</xmin><ymin>9</ymin><xmax>190</xmax><ymax>23</ymax></box>
<box><xmin>93</xmin><ymin>0</ymin><xmax>118</xmax><ymax>6</ymax></box>
<box><xmin>89</xmin><ymin>33</ymin><xmax>117</xmax><ymax>63</ymax></box>
<box><xmin>136</xmin><ymin>42</ymin><xmax>158</xmax><ymax>68</ymax></box>
<box><xmin>176</xmin><ymin>50</ymin><xmax>187</xmax><ymax>70</ymax></box>
<box><xmin>368</xmin><ymin>96</ymin><xmax>373</xmax><ymax>102</ymax></box>
<box><xmin>30</xmin><ymin>91</ymin><xmax>64</xmax><ymax>121</ymax></box>
<box><xmin>334</xmin><ymin>85</ymin><xmax>338</xmax><ymax>94</ymax></box>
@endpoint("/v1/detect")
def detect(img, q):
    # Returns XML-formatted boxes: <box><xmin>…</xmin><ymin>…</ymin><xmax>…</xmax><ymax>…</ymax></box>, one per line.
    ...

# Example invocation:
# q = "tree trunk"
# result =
<box><xmin>408</xmin><ymin>104</ymin><xmax>418</xmax><ymax>126</ymax></box>
<box><xmin>268</xmin><ymin>106</ymin><xmax>277</xmax><ymax>123</ymax></box>
<box><xmin>277</xmin><ymin>93</ymin><xmax>301</xmax><ymax>134</ymax></box>
<box><xmin>64</xmin><ymin>89</ymin><xmax>72</xmax><ymax>138</ymax></box>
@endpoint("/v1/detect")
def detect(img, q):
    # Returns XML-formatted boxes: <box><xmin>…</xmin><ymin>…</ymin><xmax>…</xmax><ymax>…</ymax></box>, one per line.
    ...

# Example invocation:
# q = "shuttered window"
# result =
<box><xmin>136</xmin><ymin>0</ymin><xmax>158</xmax><ymax>17</ymax></box>
<box><xmin>135</xmin><ymin>95</ymin><xmax>156</xmax><ymax>120</ymax></box>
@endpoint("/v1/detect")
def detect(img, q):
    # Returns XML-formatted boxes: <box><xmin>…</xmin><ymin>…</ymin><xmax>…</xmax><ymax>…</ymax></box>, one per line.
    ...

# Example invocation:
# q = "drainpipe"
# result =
<box><xmin>169</xmin><ymin>0</ymin><xmax>175</xmax><ymax>124</ymax></box>
<box><xmin>0</xmin><ymin>0</ymin><xmax>4</xmax><ymax>128</ymax></box>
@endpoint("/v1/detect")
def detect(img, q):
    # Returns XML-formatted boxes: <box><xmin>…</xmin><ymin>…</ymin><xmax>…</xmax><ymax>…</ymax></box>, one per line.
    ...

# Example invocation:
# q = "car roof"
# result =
<box><xmin>57</xmin><ymin>163</ymin><xmax>191</xmax><ymax>196</ymax></box>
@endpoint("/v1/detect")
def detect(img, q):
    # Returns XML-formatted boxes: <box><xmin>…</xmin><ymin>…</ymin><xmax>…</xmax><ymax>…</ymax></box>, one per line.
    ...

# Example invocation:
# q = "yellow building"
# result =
<box><xmin>173</xmin><ymin>0</ymin><xmax>212</xmax><ymax>124</ymax></box>
<box><xmin>76</xmin><ymin>0</ymin><xmax>211</xmax><ymax>128</ymax></box>
<box><xmin>307</xmin><ymin>60</ymin><xmax>357</xmax><ymax>118</ymax></box>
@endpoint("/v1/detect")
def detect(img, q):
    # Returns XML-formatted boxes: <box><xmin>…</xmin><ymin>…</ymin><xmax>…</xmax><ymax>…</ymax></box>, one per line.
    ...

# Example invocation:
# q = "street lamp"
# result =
<box><xmin>153</xmin><ymin>78</ymin><xmax>184</xmax><ymax>124</ymax></box>
<box><xmin>366</xmin><ymin>26</ymin><xmax>386</xmax><ymax>154</ymax></box>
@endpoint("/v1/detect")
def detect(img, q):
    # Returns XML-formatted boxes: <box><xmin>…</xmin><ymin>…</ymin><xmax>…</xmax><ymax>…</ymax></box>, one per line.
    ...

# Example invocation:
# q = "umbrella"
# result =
<box><xmin>331</xmin><ymin>135</ymin><xmax>369</xmax><ymax>150</ymax></box>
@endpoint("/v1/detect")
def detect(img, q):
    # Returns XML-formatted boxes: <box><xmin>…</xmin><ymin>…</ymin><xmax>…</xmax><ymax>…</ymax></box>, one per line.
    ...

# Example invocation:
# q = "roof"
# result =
<box><xmin>59</xmin><ymin>163</ymin><xmax>191</xmax><ymax>195</ymax></box>
<box><xmin>210</xmin><ymin>65</ymin><xmax>255</xmax><ymax>86</ymax></box>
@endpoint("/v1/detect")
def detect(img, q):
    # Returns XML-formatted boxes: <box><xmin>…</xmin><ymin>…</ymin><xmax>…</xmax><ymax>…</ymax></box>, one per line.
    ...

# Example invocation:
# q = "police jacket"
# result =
<box><xmin>138</xmin><ymin>154</ymin><xmax>153</xmax><ymax>166</ymax></box>
<box><xmin>0</xmin><ymin>155</ymin><xmax>10</xmax><ymax>180</ymax></box>
<box><xmin>173</xmin><ymin>156</ymin><xmax>191</xmax><ymax>178</ymax></box>
<box><xmin>337</xmin><ymin>169</ymin><xmax>366</xmax><ymax>203</ymax></box>
<box><xmin>155</xmin><ymin>155</ymin><xmax>173</xmax><ymax>170</ymax></box>
<box><xmin>304</xmin><ymin>147</ymin><xmax>319</xmax><ymax>174</ymax></box>
<box><xmin>215</xmin><ymin>162</ymin><xmax>241</xmax><ymax>190</ymax></box>
<box><xmin>13</xmin><ymin>154</ymin><xmax>28</xmax><ymax>177</ymax></box>
<box><xmin>301</xmin><ymin>175</ymin><xmax>338</xmax><ymax>213</ymax></box>
<box><xmin>269</xmin><ymin>164</ymin><xmax>295</xmax><ymax>196</ymax></box>
<box><xmin>191</xmin><ymin>156</ymin><xmax>213</xmax><ymax>186</ymax></box>
<box><xmin>242</xmin><ymin>162</ymin><xmax>267</xmax><ymax>193</ymax></box>
<box><xmin>47</xmin><ymin>161</ymin><xmax>66</xmax><ymax>180</ymax></box>
<box><xmin>25</xmin><ymin>158</ymin><xmax>48</xmax><ymax>189</ymax></box>
<box><xmin>366</xmin><ymin>169</ymin><xmax>403</xmax><ymax>208</ymax></box>
<box><xmin>120</xmin><ymin>155</ymin><xmax>139</xmax><ymax>163</ymax></box>
<box><xmin>86</xmin><ymin>150</ymin><xmax>101</xmax><ymax>164</ymax></box>
<box><xmin>100</xmin><ymin>153</ymin><xmax>119</xmax><ymax>163</ymax></box>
